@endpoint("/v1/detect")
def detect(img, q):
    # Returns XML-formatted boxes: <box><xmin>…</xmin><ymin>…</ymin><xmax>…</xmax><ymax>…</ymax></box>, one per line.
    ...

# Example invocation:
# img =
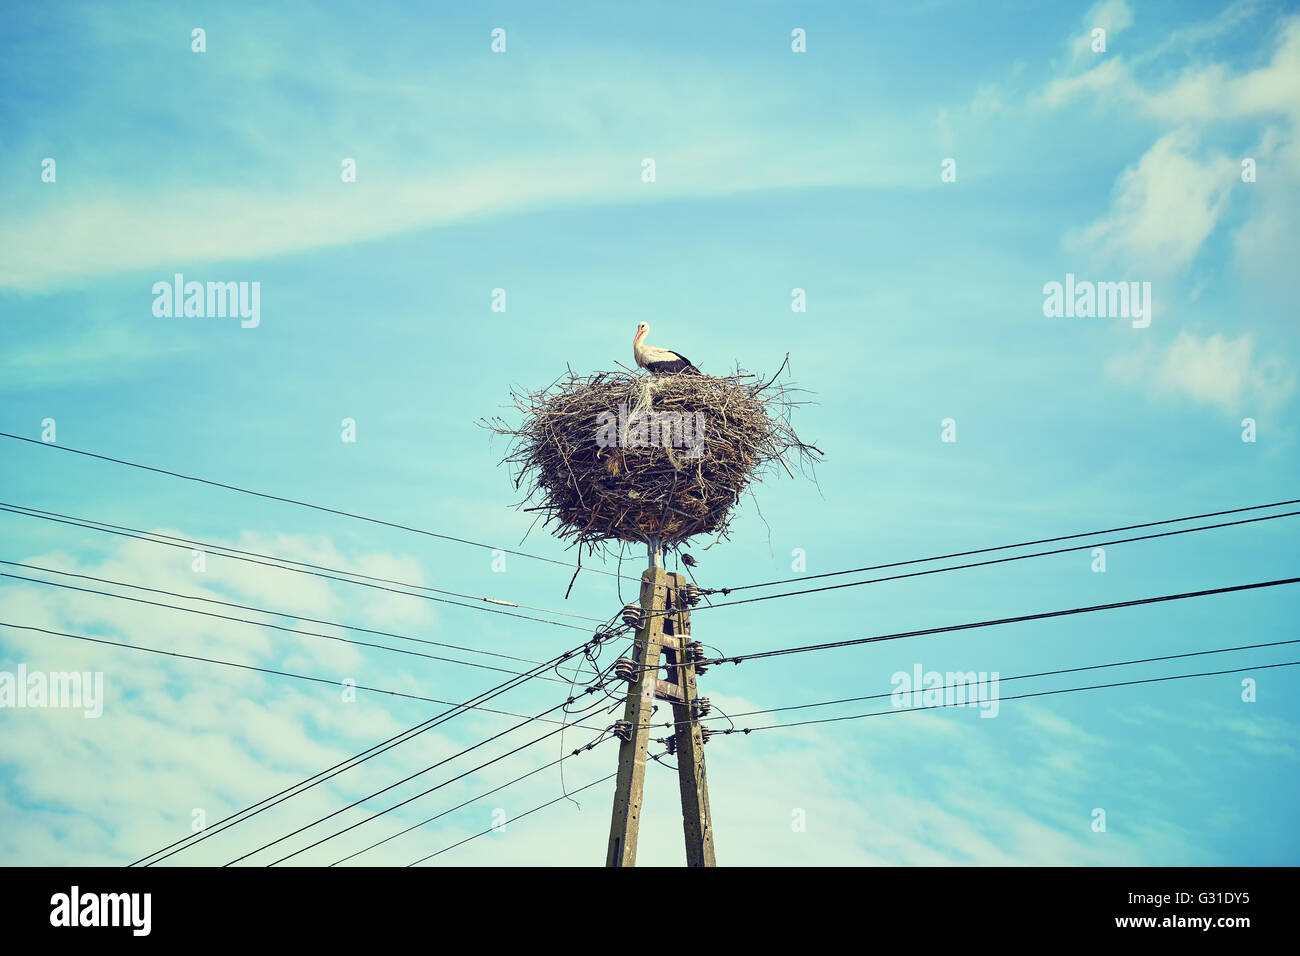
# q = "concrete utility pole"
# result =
<box><xmin>606</xmin><ymin>541</ymin><xmax>715</xmax><ymax>867</ymax></box>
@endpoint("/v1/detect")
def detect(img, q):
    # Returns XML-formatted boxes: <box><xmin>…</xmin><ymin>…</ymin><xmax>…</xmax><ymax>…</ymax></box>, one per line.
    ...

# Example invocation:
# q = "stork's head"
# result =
<box><xmin>634</xmin><ymin>321</ymin><xmax>649</xmax><ymax>343</ymax></box>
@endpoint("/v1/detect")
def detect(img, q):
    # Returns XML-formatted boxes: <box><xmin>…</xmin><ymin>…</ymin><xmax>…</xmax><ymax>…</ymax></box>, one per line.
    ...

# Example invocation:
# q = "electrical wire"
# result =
<box><xmin>0</xmin><ymin>569</ymin><xmax>576</xmax><ymax>684</ymax></box>
<box><xmin>244</xmin><ymin>697</ymin><xmax>616</xmax><ymax>866</ymax></box>
<box><xmin>712</xmin><ymin>496</ymin><xmax>1300</xmax><ymax>594</ymax></box>
<box><xmin>701</xmin><ymin>575</ymin><xmax>1300</xmax><ymax>666</ymax></box>
<box><xmin>406</xmin><ymin>769</ymin><xmax>626</xmax><ymax>866</ymax></box>
<box><xmin>0</xmin><ymin>502</ymin><xmax>600</xmax><ymax>632</ymax></box>
<box><xmin>216</xmin><ymin>619</ymin><xmax>632</xmax><ymax>866</ymax></box>
<box><xmin>0</xmin><ymin>431</ymin><xmax>639</xmax><ymax>582</ymax></box>
<box><xmin>727</xmin><ymin>660</ymin><xmax>1300</xmax><ymax>733</ymax></box>
<box><xmin>0</xmin><ymin>620</ymin><xmax>610</xmax><ymax>725</ymax></box>
<box><xmin>385</xmin><ymin>665</ymin><xmax>1300</xmax><ymax>863</ymax></box>
<box><xmin>132</xmin><ymin>628</ymin><xmax>612</xmax><ymax>866</ymax></box>
<box><xmin>19</xmin><ymin>431</ymin><xmax>1292</xmax><ymax>860</ymax></box>
<box><xmin>330</xmin><ymin>729</ymin><xmax>615</xmax><ymax>866</ymax></box>
<box><xmin>0</xmin><ymin>557</ymin><xmax>552</xmax><ymax>667</ymax></box>
<box><xmin>661</xmin><ymin>509</ymin><xmax>1300</xmax><ymax>616</ymax></box>
<box><xmin>672</xmin><ymin>637</ymin><xmax>1300</xmax><ymax>727</ymax></box>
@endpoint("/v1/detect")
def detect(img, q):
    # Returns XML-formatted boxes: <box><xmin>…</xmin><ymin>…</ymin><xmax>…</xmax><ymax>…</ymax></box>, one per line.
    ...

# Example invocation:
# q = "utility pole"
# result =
<box><xmin>606</xmin><ymin>540</ymin><xmax>715</xmax><ymax>867</ymax></box>
<box><xmin>667</xmin><ymin>569</ymin><xmax>715</xmax><ymax>866</ymax></box>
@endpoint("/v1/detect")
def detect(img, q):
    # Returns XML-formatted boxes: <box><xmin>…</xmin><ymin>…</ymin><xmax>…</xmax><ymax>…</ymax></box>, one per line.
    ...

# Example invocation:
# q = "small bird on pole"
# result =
<box><xmin>681</xmin><ymin>553</ymin><xmax>699</xmax><ymax>568</ymax></box>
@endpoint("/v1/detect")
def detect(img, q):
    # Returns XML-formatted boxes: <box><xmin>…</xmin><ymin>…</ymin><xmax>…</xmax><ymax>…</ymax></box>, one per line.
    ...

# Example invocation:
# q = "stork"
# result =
<box><xmin>633</xmin><ymin>322</ymin><xmax>699</xmax><ymax>375</ymax></box>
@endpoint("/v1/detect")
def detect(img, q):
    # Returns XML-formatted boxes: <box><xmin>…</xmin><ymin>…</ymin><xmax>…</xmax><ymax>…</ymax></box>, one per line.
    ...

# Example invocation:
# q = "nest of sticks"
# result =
<box><xmin>480</xmin><ymin>363</ymin><xmax>821</xmax><ymax>555</ymax></box>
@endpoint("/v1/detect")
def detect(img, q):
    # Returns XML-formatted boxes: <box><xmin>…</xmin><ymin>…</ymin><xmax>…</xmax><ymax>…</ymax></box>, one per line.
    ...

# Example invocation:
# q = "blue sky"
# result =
<box><xmin>1</xmin><ymin>0</ymin><xmax>1297</xmax><ymax>866</ymax></box>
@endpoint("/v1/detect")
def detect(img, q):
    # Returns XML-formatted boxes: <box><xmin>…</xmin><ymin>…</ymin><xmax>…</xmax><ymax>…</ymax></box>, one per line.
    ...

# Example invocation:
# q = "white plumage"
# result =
<box><xmin>633</xmin><ymin>322</ymin><xmax>699</xmax><ymax>375</ymax></box>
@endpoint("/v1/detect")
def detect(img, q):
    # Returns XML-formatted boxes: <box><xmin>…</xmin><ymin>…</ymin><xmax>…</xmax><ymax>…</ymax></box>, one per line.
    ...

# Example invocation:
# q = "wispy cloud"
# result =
<box><xmin>1040</xmin><ymin>10</ymin><xmax>1300</xmax><ymax>286</ymax></box>
<box><xmin>1069</xmin><ymin>0</ymin><xmax>1135</xmax><ymax>64</ymax></box>
<box><xmin>1106</xmin><ymin>330</ymin><xmax>1296</xmax><ymax>414</ymax></box>
<box><xmin>1067</xmin><ymin>131</ymin><xmax>1236</xmax><ymax>275</ymax></box>
<box><xmin>1</xmin><ymin>3</ymin><xmax>938</xmax><ymax>294</ymax></box>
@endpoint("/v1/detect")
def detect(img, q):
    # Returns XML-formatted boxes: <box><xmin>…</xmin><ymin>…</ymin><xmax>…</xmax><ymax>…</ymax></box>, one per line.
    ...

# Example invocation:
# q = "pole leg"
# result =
<box><xmin>671</xmin><ymin>572</ymin><xmax>716</xmax><ymax>866</ymax></box>
<box><xmin>605</xmin><ymin>566</ymin><xmax>670</xmax><ymax>867</ymax></box>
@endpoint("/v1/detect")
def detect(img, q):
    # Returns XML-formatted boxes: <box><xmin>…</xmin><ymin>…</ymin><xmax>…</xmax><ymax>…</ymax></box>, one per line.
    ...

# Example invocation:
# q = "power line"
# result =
<box><xmin>714</xmin><ymin>496</ymin><xmax>1300</xmax><ymax>594</ymax></box>
<box><xmin>0</xmin><ymin>569</ymin><xmax>577</xmax><ymax>684</ymax></box>
<box><xmin>0</xmin><ymin>557</ymin><xmax>552</xmax><ymax>667</ymax></box>
<box><xmin>403</xmin><ymin>660</ymin><xmax>1289</xmax><ymax>863</ymax></box>
<box><xmin>729</xmin><ymin>660</ymin><xmax>1300</xmax><ymax>733</ymax></box>
<box><xmin>702</xmin><ymin>575</ymin><xmax>1300</xmax><ymax>666</ymax></box>
<box><xmin>408</xmin><ymin>770</ymin><xmax>622</xmax><ymax>866</ymax></box>
<box><xmin>131</xmin><ymin>629</ymin><xmax>614</xmax><ymax>866</ymax></box>
<box><xmin>383</xmin><ymin>662</ymin><xmax>1300</xmax><ymax>863</ymax></box>
<box><xmin>0</xmin><ymin>431</ymin><xmax>637</xmax><ymax>582</ymax></box>
<box><xmin>330</xmin><ymin>730</ymin><xmax>613</xmax><ymax>866</ymax></box>
<box><xmin>0</xmin><ymin>620</ymin><xmax>611</xmax><ymax>727</ymax></box>
<box><xmin>227</xmin><ymin>687</ymin><xmax>617</xmax><ymax>866</ymax></box>
<box><xmin>263</xmin><ymin>713</ymin><xmax>612</xmax><ymax>866</ymax></box>
<box><xmin>680</xmin><ymin>509</ymin><xmax>1300</xmax><ymax>614</ymax></box>
<box><xmin>0</xmin><ymin>502</ymin><xmax>600</xmax><ymax>632</ymax></box>
<box><xmin>0</xmin><ymin>500</ymin><xmax>607</xmax><ymax>624</ymax></box>
<box><xmin>682</xmin><ymin>637</ymin><xmax>1300</xmax><ymax>726</ymax></box>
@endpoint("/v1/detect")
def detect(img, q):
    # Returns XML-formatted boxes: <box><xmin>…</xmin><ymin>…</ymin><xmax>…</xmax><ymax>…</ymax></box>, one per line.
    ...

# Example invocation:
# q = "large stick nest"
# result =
<box><xmin>480</xmin><ymin>364</ymin><xmax>821</xmax><ymax>555</ymax></box>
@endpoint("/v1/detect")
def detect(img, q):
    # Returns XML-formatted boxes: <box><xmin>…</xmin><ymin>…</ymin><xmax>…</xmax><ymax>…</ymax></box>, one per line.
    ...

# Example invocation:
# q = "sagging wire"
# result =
<box><xmin>555</xmin><ymin>615</ymin><xmax>645</xmax><ymax>807</ymax></box>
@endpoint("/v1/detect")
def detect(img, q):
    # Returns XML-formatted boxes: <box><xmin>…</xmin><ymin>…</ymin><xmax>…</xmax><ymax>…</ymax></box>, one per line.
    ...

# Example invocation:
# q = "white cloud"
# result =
<box><xmin>1041</xmin><ymin>10</ymin><xmax>1300</xmax><ymax>294</ymax></box>
<box><xmin>1040</xmin><ymin>56</ymin><xmax>1132</xmax><ymax>108</ymax></box>
<box><xmin>1106</xmin><ymin>331</ymin><xmax>1295</xmax><ymax>413</ymax></box>
<box><xmin>1067</xmin><ymin>131</ymin><xmax>1236</xmax><ymax>275</ymax></box>
<box><xmin>0</xmin><ymin>12</ymin><xmax>934</xmax><ymax>297</ymax></box>
<box><xmin>1045</xmin><ymin>15</ymin><xmax>1300</xmax><ymax>125</ymax></box>
<box><xmin>0</xmin><ymin>130</ymin><xmax>933</xmax><ymax>294</ymax></box>
<box><xmin>0</xmin><ymin>530</ymin><xmax>509</xmax><ymax>864</ymax></box>
<box><xmin>1071</xmin><ymin>0</ymin><xmax>1135</xmax><ymax>63</ymax></box>
<box><xmin>1</xmin><ymin>529</ymin><xmax>1239</xmax><ymax>865</ymax></box>
<box><xmin>0</xmin><ymin>318</ymin><xmax>191</xmax><ymax>391</ymax></box>
<box><xmin>1142</xmin><ymin>17</ymin><xmax>1300</xmax><ymax>126</ymax></box>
